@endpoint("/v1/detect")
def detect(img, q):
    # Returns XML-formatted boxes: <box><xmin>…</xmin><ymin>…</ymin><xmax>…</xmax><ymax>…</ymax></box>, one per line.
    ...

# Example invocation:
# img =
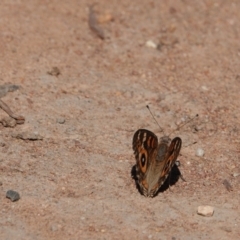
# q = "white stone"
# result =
<box><xmin>201</xmin><ymin>85</ymin><xmax>209</xmax><ymax>91</ymax></box>
<box><xmin>232</xmin><ymin>173</ymin><xmax>240</xmax><ymax>177</ymax></box>
<box><xmin>196</xmin><ymin>148</ymin><xmax>205</xmax><ymax>157</ymax></box>
<box><xmin>197</xmin><ymin>206</ymin><xmax>214</xmax><ymax>217</ymax></box>
<box><xmin>146</xmin><ymin>40</ymin><xmax>157</xmax><ymax>49</ymax></box>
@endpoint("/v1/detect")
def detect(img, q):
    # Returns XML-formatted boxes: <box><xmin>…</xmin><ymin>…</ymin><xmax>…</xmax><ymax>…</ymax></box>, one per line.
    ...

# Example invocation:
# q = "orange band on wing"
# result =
<box><xmin>147</xmin><ymin>136</ymin><xmax>157</xmax><ymax>148</ymax></box>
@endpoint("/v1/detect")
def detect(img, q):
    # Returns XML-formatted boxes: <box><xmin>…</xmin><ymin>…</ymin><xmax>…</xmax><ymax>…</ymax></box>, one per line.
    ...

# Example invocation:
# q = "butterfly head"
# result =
<box><xmin>159</xmin><ymin>135</ymin><xmax>171</xmax><ymax>145</ymax></box>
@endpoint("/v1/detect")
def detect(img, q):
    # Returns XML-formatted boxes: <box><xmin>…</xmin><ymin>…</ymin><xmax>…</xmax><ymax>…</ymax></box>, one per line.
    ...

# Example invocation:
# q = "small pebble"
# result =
<box><xmin>12</xmin><ymin>131</ymin><xmax>43</xmax><ymax>141</ymax></box>
<box><xmin>47</xmin><ymin>67</ymin><xmax>60</xmax><ymax>76</ymax></box>
<box><xmin>6</xmin><ymin>190</ymin><xmax>20</xmax><ymax>202</ymax></box>
<box><xmin>232</xmin><ymin>173</ymin><xmax>240</xmax><ymax>177</ymax></box>
<box><xmin>57</xmin><ymin>118</ymin><xmax>65</xmax><ymax>124</ymax></box>
<box><xmin>146</xmin><ymin>40</ymin><xmax>157</xmax><ymax>49</ymax></box>
<box><xmin>223</xmin><ymin>179</ymin><xmax>233</xmax><ymax>191</ymax></box>
<box><xmin>196</xmin><ymin>148</ymin><xmax>205</xmax><ymax>157</ymax></box>
<box><xmin>0</xmin><ymin>84</ymin><xmax>20</xmax><ymax>98</ymax></box>
<box><xmin>0</xmin><ymin>116</ymin><xmax>17</xmax><ymax>127</ymax></box>
<box><xmin>201</xmin><ymin>85</ymin><xmax>209</xmax><ymax>91</ymax></box>
<box><xmin>197</xmin><ymin>205</ymin><xmax>214</xmax><ymax>217</ymax></box>
<box><xmin>51</xmin><ymin>224</ymin><xmax>62</xmax><ymax>232</ymax></box>
<box><xmin>221</xmin><ymin>226</ymin><xmax>232</xmax><ymax>233</ymax></box>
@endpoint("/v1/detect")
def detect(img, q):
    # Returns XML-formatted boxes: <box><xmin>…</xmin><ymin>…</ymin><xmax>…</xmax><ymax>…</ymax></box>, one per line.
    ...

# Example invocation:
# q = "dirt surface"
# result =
<box><xmin>0</xmin><ymin>1</ymin><xmax>240</xmax><ymax>239</ymax></box>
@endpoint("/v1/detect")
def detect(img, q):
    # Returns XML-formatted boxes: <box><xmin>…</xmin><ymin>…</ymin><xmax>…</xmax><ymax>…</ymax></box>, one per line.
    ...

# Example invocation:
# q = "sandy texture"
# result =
<box><xmin>0</xmin><ymin>1</ymin><xmax>240</xmax><ymax>239</ymax></box>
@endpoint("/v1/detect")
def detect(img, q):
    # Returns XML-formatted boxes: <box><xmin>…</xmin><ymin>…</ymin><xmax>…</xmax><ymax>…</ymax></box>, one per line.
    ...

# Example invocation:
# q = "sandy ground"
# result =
<box><xmin>0</xmin><ymin>0</ymin><xmax>240</xmax><ymax>239</ymax></box>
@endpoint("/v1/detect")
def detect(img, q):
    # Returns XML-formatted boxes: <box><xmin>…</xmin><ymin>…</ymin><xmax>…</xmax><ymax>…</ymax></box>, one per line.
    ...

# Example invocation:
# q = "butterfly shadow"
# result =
<box><xmin>131</xmin><ymin>164</ymin><xmax>183</xmax><ymax>197</ymax></box>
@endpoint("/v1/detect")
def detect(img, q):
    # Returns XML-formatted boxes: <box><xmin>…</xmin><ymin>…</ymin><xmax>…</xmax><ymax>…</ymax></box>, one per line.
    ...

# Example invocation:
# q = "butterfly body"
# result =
<box><xmin>132</xmin><ymin>129</ymin><xmax>182</xmax><ymax>197</ymax></box>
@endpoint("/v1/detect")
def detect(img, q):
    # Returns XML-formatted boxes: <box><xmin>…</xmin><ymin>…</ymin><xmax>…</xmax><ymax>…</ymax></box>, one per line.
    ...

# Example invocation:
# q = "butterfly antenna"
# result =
<box><xmin>168</xmin><ymin>114</ymin><xmax>199</xmax><ymax>137</ymax></box>
<box><xmin>146</xmin><ymin>105</ymin><xmax>165</xmax><ymax>134</ymax></box>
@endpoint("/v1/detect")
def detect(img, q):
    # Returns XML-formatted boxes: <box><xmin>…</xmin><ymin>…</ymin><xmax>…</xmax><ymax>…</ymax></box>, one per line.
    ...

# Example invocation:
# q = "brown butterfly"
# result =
<box><xmin>132</xmin><ymin>129</ymin><xmax>182</xmax><ymax>197</ymax></box>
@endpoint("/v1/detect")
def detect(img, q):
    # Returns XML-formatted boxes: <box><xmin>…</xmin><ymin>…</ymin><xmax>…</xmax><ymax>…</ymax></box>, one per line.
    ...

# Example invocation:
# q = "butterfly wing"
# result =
<box><xmin>132</xmin><ymin>129</ymin><xmax>158</xmax><ymax>195</ymax></box>
<box><xmin>132</xmin><ymin>129</ymin><xmax>158</xmax><ymax>173</ymax></box>
<box><xmin>158</xmin><ymin>137</ymin><xmax>182</xmax><ymax>185</ymax></box>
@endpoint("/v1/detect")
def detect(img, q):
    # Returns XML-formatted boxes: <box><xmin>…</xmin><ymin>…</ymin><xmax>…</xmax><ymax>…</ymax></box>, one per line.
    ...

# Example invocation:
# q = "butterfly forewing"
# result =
<box><xmin>132</xmin><ymin>129</ymin><xmax>158</xmax><ymax>153</ymax></box>
<box><xmin>132</xmin><ymin>129</ymin><xmax>158</xmax><ymax>175</ymax></box>
<box><xmin>159</xmin><ymin>137</ymin><xmax>182</xmax><ymax>182</ymax></box>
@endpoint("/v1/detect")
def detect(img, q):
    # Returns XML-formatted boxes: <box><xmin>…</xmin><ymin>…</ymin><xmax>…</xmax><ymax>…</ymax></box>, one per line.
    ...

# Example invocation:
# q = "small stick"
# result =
<box><xmin>0</xmin><ymin>99</ymin><xmax>25</xmax><ymax>124</ymax></box>
<box><xmin>88</xmin><ymin>5</ymin><xmax>105</xmax><ymax>40</ymax></box>
<box><xmin>223</xmin><ymin>179</ymin><xmax>233</xmax><ymax>191</ymax></box>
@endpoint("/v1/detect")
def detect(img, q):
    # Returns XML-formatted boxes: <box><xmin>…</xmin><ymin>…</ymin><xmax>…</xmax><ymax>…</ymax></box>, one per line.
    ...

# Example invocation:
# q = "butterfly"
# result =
<box><xmin>132</xmin><ymin>129</ymin><xmax>182</xmax><ymax>197</ymax></box>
